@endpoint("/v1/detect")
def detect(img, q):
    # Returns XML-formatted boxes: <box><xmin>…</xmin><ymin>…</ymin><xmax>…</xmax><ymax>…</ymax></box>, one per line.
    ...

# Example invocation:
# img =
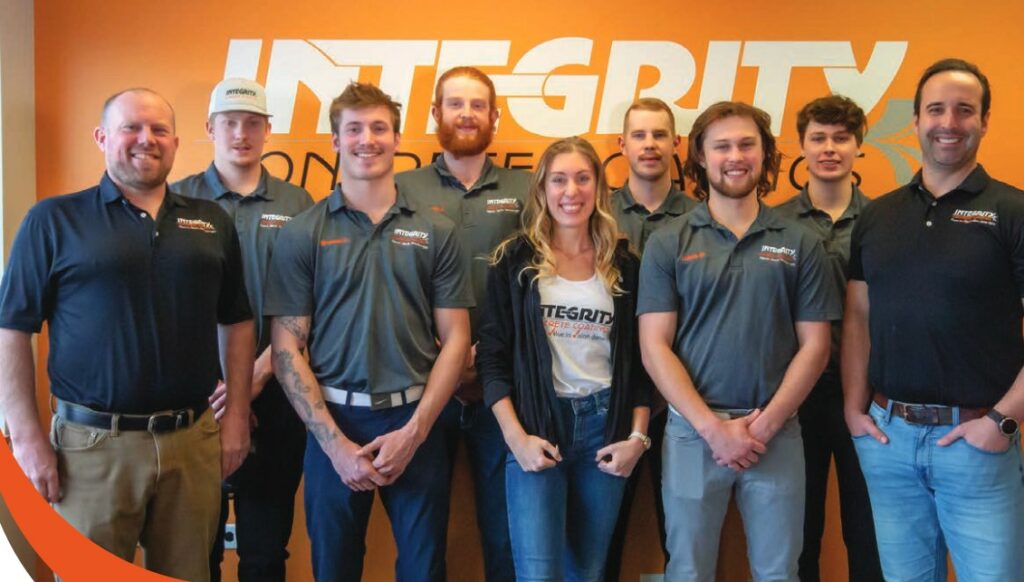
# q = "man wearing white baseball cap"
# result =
<box><xmin>176</xmin><ymin>77</ymin><xmax>314</xmax><ymax>582</ymax></box>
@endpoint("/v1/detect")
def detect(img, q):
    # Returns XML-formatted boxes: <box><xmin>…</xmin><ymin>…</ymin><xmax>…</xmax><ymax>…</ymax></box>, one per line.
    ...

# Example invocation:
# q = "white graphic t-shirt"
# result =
<box><xmin>538</xmin><ymin>273</ymin><xmax>615</xmax><ymax>398</ymax></box>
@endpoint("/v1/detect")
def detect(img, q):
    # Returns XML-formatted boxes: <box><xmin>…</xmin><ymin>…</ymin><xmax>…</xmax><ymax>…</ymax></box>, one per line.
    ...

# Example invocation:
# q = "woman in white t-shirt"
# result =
<box><xmin>476</xmin><ymin>137</ymin><xmax>653</xmax><ymax>582</ymax></box>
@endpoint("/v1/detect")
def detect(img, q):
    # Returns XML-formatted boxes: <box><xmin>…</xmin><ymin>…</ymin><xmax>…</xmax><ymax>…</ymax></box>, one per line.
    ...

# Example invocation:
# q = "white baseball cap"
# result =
<box><xmin>208</xmin><ymin>78</ymin><xmax>271</xmax><ymax>117</ymax></box>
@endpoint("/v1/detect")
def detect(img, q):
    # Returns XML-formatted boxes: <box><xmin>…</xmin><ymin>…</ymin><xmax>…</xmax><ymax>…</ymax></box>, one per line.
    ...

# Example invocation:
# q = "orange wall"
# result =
<box><xmin>4</xmin><ymin>0</ymin><xmax>1022</xmax><ymax>579</ymax></box>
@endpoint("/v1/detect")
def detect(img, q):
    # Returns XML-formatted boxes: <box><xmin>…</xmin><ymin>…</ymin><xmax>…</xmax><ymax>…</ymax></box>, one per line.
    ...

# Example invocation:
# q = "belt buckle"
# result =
<box><xmin>904</xmin><ymin>405</ymin><xmax>941</xmax><ymax>425</ymax></box>
<box><xmin>370</xmin><ymin>393</ymin><xmax>392</xmax><ymax>411</ymax></box>
<box><xmin>146</xmin><ymin>411</ymin><xmax>185</xmax><ymax>433</ymax></box>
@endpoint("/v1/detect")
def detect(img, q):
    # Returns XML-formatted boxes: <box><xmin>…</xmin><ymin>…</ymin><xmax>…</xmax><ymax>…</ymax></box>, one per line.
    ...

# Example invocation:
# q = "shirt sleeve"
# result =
<box><xmin>431</xmin><ymin>223</ymin><xmax>474</xmax><ymax>309</ymax></box>
<box><xmin>636</xmin><ymin>228</ymin><xmax>680</xmax><ymax>315</ymax></box>
<box><xmin>0</xmin><ymin>209</ymin><xmax>54</xmax><ymax>333</ymax></box>
<box><xmin>794</xmin><ymin>235</ymin><xmax>843</xmax><ymax>322</ymax></box>
<box><xmin>263</xmin><ymin>215</ymin><xmax>316</xmax><ymax>316</ymax></box>
<box><xmin>1003</xmin><ymin>195</ymin><xmax>1024</xmax><ymax>297</ymax></box>
<box><xmin>216</xmin><ymin>215</ymin><xmax>254</xmax><ymax>325</ymax></box>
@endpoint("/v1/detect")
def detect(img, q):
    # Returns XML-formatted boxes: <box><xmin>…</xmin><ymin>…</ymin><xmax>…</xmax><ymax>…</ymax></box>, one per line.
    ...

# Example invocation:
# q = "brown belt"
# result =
<box><xmin>872</xmin><ymin>393</ymin><xmax>988</xmax><ymax>426</ymax></box>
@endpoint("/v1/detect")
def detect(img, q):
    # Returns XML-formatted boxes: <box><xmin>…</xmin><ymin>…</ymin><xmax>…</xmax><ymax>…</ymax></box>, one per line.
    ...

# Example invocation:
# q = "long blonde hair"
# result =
<box><xmin>494</xmin><ymin>137</ymin><xmax>622</xmax><ymax>293</ymax></box>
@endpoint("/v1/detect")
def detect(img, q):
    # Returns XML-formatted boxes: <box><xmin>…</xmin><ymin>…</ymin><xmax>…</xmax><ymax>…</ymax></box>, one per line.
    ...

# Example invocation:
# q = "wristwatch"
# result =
<box><xmin>628</xmin><ymin>431</ymin><xmax>652</xmax><ymax>450</ymax></box>
<box><xmin>986</xmin><ymin>409</ymin><xmax>1020</xmax><ymax>438</ymax></box>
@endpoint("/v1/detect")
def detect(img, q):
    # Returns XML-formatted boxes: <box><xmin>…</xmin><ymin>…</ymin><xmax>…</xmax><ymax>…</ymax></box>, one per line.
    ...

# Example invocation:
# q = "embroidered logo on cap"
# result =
<box><xmin>177</xmin><ymin>217</ymin><xmax>217</xmax><ymax>234</ymax></box>
<box><xmin>486</xmin><ymin>198</ymin><xmax>521</xmax><ymax>214</ymax></box>
<box><xmin>391</xmin><ymin>228</ymin><xmax>430</xmax><ymax>249</ymax></box>
<box><xmin>951</xmin><ymin>209</ymin><xmax>998</xmax><ymax>226</ymax></box>
<box><xmin>758</xmin><ymin>244</ymin><xmax>797</xmax><ymax>266</ymax></box>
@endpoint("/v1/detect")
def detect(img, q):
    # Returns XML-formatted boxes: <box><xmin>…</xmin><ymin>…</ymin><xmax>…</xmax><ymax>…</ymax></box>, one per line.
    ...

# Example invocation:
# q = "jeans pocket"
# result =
<box><xmin>53</xmin><ymin>419</ymin><xmax>109</xmax><ymax>452</ymax></box>
<box><xmin>958</xmin><ymin>437</ymin><xmax>1013</xmax><ymax>456</ymax></box>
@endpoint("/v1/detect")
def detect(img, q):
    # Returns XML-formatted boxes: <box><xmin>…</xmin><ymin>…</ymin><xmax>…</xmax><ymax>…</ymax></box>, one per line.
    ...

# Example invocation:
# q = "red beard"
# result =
<box><xmin>437</xmin><ymin>118</ymin><xmax>494</xmax><ymax>157</ymax></box>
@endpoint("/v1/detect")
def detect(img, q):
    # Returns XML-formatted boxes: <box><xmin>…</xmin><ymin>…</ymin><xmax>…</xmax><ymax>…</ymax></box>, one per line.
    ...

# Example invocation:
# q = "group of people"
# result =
<box><xmin>0</xmin><ymin>56</ymin><xmax>1020</xmax><ymax>582</ymax></box>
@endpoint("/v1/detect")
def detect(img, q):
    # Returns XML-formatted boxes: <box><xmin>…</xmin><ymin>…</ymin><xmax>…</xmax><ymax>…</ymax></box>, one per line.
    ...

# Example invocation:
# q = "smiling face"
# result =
<box><xmin>801</xmin><ymin>121</ymin><xmax>859</xmax><ymax>184</ymax></box>
<box><xmin>332</xmin><ymin>105</ymin><xmax>400</xmax><ymax>183</ymax></box>
<box><xmin>619</xmin><ymin>108</ymin><xmax>680</xmax><ymax>183</ymax></box>
<box><xmin>433</xmin><ymin>75</ymin><xmax>497</xmax><ymax>157</ymax></box>
<box><xmin>699</xmin><ymin>115</ymin><xmax>764</xmax><ymax>200</ymax></box>
<box><xmin>544</xmin><ymin>150</ymin><xmax>597</xmax><ymax>230</ymax></box>
<box><xmin>915</xmin><ymin>70</ymin><xmax>988</xmax><ymax>175</ymax></box>
<box><xmin>94</xmin><ymin>91</ymin><xmax>178</xmax><ymax>194</ymax></box>
<box><xmin>207</xmin><ymin>111</ymin><xmax>270</xmax><ymax>169</ymax></box>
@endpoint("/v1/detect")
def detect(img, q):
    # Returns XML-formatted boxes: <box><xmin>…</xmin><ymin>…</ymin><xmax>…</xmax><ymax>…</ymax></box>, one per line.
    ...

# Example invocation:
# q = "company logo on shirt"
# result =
<box><xmin>486</xmin><ymin>198</ymin><xmax>521</xmax><ymax>214</ymax></box>
<box><xmin>541</xmin><ymin>304</ymin><xmax>614</xmax><ymax>338</ymax></box>
<box><xmin>680</xmin><ymin>251</ymin><xmax>706</xmax><ymax>263</ymax></box>
<box><xmin>951</xmin><ymin>209</ymin><xmax>998</xmax><ymax>226</ymax></box>
<box><xmin>391</xmin><ymin>228</ymin><xmax>430</xmax><ymax>249</ymax></box>
<box><xmin>758</xmin><ymin>244</ymin><xmax>796</xmax><ymax>266</ymax></box>
<box><xmin>176</xmin><ymin>217</ymin><xmax>217</xmax><ymax>234</ymax></box>
<box><xmin>320</xmin><ymin>236</ymin><xmax>350</xmax><ymax>247</ymax></box>
<box><xmin>430</xmin><ymin>204</ymin><xmax>446</xmax><ymax>214</ymax></box>
<box><xmin>259</xmin><ymin>213</ymin><xmax>294</xmax><ymax>229</ymax></box>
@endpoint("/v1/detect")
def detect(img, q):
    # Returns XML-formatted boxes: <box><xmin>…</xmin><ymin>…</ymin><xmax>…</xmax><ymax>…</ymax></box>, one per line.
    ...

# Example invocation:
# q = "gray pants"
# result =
<box><xmin>661</xmin><ymin>411</ymin><xmax>805</xmax><ymax>582</ymax></box>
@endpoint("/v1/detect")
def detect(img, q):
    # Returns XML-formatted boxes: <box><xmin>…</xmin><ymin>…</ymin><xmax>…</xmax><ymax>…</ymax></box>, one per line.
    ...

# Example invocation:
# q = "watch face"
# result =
<box><xmin>1001</xmin><ymin>417</ymin><xmax>1020</xmax><ymax>436</ymax></box>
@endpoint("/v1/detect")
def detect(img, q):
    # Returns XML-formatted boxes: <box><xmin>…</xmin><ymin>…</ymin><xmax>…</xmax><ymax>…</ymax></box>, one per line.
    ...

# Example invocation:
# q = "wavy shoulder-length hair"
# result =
<box><xmin>493</xmin><ymin>137</ymin><xmax>622</xmax><ymax>293</ymax></box>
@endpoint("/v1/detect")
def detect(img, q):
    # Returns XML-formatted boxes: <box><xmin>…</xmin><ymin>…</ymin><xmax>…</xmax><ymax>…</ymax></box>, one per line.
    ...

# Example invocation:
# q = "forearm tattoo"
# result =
<box><xmin>277</xmin><ymin>316</ymin><xmax>309</xmax><ymax>344</ymax></box>
<box><xmin>273</xmin><ymin>346</ymin><xmax>337</xmax><ymax>445</ymax></box>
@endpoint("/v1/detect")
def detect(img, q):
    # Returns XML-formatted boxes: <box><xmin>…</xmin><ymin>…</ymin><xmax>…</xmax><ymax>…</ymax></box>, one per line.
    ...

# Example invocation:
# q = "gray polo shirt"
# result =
<box><xmin>174</xmin><ymin>163</ymin><xmax>314</xmax><ymax>353</ymax></box>
<box><xmin>774</xmin><ymin>185</ymin><xmax>870</xmax><ymax>373</ymax></box>
<box><xmin>396</xmin><ymin>156</ymin><xmax>529</xmax><ymax>338</ymax></box>
<box><xmin>637</xmin><ymin>201</ymin><xmax>841</xmax><ymax>409</ymax></box>
<box><xmin>612</xmin><ymin>184</ymin><xmax>697</xmax><ymax>254</ymax></box>
<box><xmin>264</xmin><ymin>185</ymin><xmax>473</xmax><ymax>394</ymax></box>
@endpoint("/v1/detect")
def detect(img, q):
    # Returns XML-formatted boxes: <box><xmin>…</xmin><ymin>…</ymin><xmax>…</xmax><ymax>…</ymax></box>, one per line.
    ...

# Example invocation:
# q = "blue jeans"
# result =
<box><xmin>304</xmin><ymin>401</ymin><xmax>450</xmax><ymax>582</ymax></box>
<box><xmin>853</xmin><ymin>400</ymin><xmax>1024</xmax><ymax>582</ymax></box>
<box><xmin>662</xmin><ymin>410</ymin><xmax>805</xmax><ymax>582</ymax></box>
<box><xmin>505</xmin><ymin>389</ymin><xmax>627</xmax><ymax>582</ymax></box>
<box><xmin>440</xmin><ymin>399</ymin><xmax>515</xmax><ymax>582</ymax></box>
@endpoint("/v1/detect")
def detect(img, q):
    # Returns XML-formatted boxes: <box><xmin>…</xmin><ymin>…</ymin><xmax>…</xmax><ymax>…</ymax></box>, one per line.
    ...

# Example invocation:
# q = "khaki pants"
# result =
<box><xmin>50</xmin><ymin>407</ymin><xmax>222</xmax><ymax>582</ymax></box>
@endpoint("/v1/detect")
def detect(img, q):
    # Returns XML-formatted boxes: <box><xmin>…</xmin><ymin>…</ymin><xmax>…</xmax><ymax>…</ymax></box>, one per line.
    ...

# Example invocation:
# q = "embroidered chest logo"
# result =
<box><xmin>320</xmin><ymin>236</ymin><xmax>350</xmax><ymax>247</ymax></box>
<box><xmin>680</xmin><ymin>251</ymin><xmax>706</xmax><ymax>263</ymax></box>
<box><xmin>391</xmin><ymin>228</ymin><xmax>430</xmax><ymax>249</ymax></box>
<box><xmin>951</xmin><ymin>209</ymin><xmax>998</xmax><ymax>226</ymax></box>
<box><xmin>486</xmin><ymin>198</ymin><xmax>520</xmax><ymax>214</ymax></box>
<box><xmin>176</xmin><ymin>217</ymin><xmax>217</xmax><ymax>234</ymax></box>
<box><xmin>758</xmin><ymin>244</ymin><xmax>797</xmax><ymax>266</ymax></box>
<box><xmin>430</xmin><ymin>204</ymin><xmax>446</xmax><ymax>214</ymax></box>
<box><xmin>259</xmin><ymin>213</ymin><xmax>293</xmax><ymax>229</ymax></box>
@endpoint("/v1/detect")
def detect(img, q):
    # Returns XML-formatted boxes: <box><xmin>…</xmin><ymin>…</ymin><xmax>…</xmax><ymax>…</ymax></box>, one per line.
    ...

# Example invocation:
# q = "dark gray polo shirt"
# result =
<box><xmin>0</xmin><ymin>173</ymin><xmax>252</xmax><ymax>414</ymax></box>
<box><xmin>396</xmin><ymin>156</ymin><xmax>529</xmax><ymax>338</ymax></box>
<box><xmin>612</xmin><ymin>184</ymin><xmax>697</xmax><ymax>254</ymax></box>
<box><xmin>775</xmin><ymin>185</ymin><xmax>870</xmax><ymax>374</ymax></box>
<box><xmin>174</xmin><ymin>163</ymin><xmax>314</xmax><ymax>353</ymax></box>
<box><xmin>849</xmin><ymin>165</ymin><xmax>1024</xmax><ymax>407</ymax></box>
<box><xmin>638</xmin><ymin>202</ymin><xmax>841</xmax><ymax>409</ymax></box>
<box><xmin>264</xmin><ymin>185</ymin><xmax>473</xmax><ymax>394</ymax></box>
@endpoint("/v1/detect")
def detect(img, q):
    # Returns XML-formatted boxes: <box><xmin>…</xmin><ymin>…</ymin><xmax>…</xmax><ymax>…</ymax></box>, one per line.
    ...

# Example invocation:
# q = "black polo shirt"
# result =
<box><xmin>263</xmin><ymin>185</ymin><xmax>473</xmax><ymax>394</ymax></box>
<box><xmin>848</xmin><ymin>165</ymin><xmax>1024</xmax><ymax>407</ymax></box>
<box><xmin>396</xmin><ymin>156</ymin><xmax>529</xmax><ymax>339</ymax></box>
<box><xmin>612</xmin><ymin>184</ymin><xmax>696</xmax><ymax>254</ymax></box>
<box><xmin>638</xmin><ymin>202</ymin><xmax>841</xmax><ymax>409</ymax></box>
<box><xmin>0</xmin><ymin>174</ymin><xmax>252</xmax><ymax>414</ymax></box>
<box><xmin>174</xmin><ymin>163</ymin><xmax>314</xmax><ymax>353</ymax></box>
<box><xmin>775</xmin><ymin>185</ymin><xmax>871</xmax><ymax>374</ymax></box>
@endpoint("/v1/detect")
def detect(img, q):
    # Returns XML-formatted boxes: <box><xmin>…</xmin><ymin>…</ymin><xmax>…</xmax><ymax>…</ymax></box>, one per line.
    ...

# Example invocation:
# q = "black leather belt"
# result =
<box><xmin>56</xmin><ymin>400</ymin><xmax>208</xmax><ymax>433</ymax></box>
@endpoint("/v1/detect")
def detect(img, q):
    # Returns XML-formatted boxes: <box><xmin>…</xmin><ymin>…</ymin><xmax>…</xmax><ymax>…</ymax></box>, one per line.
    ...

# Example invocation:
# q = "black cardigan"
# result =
<box><xmin>476</xmin><ymin>236</ymin><xmax>652</xmax><ymax>449</ymax></box>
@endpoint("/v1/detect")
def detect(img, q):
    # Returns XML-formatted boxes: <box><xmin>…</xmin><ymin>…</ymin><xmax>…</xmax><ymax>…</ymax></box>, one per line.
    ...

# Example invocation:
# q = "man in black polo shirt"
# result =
<box><xmin>0</xmin><ymin>88</ymin><xmax>254</xmax><ymax>582</ymax></box>
<box><xmin>606</xmin><ymin>97</ymin><xmax>696</xmax><ymax>578</ymax></box>
<box><xmin>844</xmin><ymin>58</ymin><xmax>1024</xmax><ymax>581</ymax></box>
<box><xmin>774</xmin><ymin>94</ymin><xmax>882</xmax><ymax>582</ymax></box>
<box><xmin>396</xmin><ymin>66</ymin><xmax>527</xmax><ymax>582</ymax></box>
<box><xmin>265</xmin><ymin>82</ymin><xmax>471</xmax><ymax>582</ymax></box>
<box><xmin>175</xmin><ymin>78</ymin><xmax>314</xmax><ymax>582</ymax></box>
<box><xmin>638</xmin><ymin>101</ymin><xmax>838</xmax><ymax>581</ymax></box>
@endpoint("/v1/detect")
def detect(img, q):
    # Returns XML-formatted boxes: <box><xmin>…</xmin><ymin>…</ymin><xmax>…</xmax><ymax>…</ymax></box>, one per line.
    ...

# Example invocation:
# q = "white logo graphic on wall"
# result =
<box><xmin>223</xmin><ymin>38</ymin><xmax>908</xmax><ymax>137</ymax></box>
